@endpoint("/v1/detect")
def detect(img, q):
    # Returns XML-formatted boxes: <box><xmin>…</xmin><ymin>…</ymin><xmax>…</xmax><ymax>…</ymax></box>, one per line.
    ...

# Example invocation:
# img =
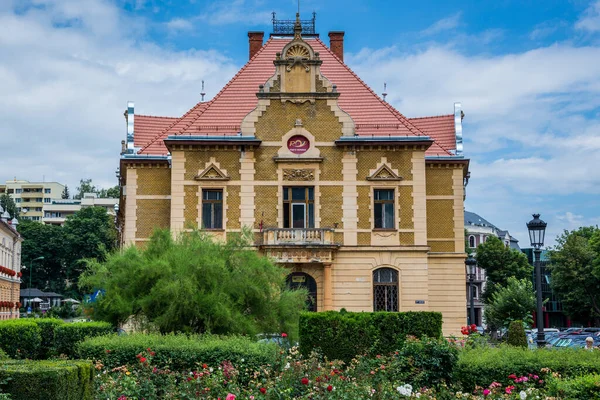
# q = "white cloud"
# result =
<box><xmin>421</xmin><ymin>12</ymin><xmax>462</xmax><ymax>36</ymax></box>
<box><xmin>0</xmin><ymin>0</ymin><xmax>238</xmax><ymax>190</ymax></box>
<box><xmin>166</xmin><ymin>18</ymin><xmax>194</xmax><ymax>33</ymax></box>
<box><xmin>576</xmin><ymin>0</ymin><xmax>600</xmax><ymax>32</ymax></box>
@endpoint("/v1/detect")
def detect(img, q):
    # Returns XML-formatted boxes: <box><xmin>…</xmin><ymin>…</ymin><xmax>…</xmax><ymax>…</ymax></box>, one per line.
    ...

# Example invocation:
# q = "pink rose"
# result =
<box><xmin>226</xmin><ymin>394</ymin><xmax>236</xmax><ymax>400</ymax></box>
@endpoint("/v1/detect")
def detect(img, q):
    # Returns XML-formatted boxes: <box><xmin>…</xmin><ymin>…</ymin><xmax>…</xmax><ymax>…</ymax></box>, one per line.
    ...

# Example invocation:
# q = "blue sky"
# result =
<box><xmin>1</xmin><ymin>0</ymin><xmax>600</xmax><ymax>246</ymax></box>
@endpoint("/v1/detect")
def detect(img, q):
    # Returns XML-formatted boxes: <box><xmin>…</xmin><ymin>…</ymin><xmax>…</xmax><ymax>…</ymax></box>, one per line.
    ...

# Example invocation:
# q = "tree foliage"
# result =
<box><xmin>19</xmin><ymin>207</ymin><xmax>116</xmax><ymax>296</ymax></box>
<box><xmin>549</xmin><ymin>226</ymin><xmax>600</xmax><ymax>323</ymax></box>
<box><xmin>61</xmin><ymin>185</ymin><xmax>70</xmax><ymax>199</ymax></box>
<box><xmin>19</xmin><ymin>220</ymin><xmax>67</xmax><ymax>292</ymax></box>
<box><xmin>79</xmin><ymin>229</ymin><xmax>307</xmax><ymax>338</ymax></box>
<box><xmin>74</xmin><ymin>179</ymin><xmax>97</xmax><ymax>200</ymax></box>
<box><xmin>483</xmin><ymin>277</ymin><xmax>536</xmax><ymax>329</ymax></box>
<box><xmin>475</xmin><ymin>236</ymin><xmax>532</xmax><ymax>304</ymax></box>
<box><xmin>0</xmin><ymin>193</ymin><xmax>19</xmax><ymax>219</ymax></box>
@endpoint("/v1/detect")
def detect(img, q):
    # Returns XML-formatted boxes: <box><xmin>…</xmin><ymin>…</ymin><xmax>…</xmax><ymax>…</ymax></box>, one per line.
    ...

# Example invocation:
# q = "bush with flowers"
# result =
<box><xmin>90</xmin><ymin>335</ymin><xmax>600</xmax><ymax>400</ymax></box>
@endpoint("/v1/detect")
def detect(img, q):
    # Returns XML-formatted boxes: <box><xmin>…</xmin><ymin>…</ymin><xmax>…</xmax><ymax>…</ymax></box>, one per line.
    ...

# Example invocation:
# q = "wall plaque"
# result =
<box><xmin>287</xmin><ymin>135</ymin><xmax>310</xmax><ymax>154</ymax></box>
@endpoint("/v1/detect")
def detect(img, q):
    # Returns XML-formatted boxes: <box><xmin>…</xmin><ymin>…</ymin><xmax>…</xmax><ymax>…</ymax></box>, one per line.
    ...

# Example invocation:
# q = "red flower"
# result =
<box><xmin>259</xmin><ymin>388</ymin><xmax>266</xmax><ymax>394</ymax></box>
<box><xmin>202</xmin><ymin>363</ymin><xmax>208</xmax><ymax>369</ymax></box>
<box><xmin>139</xmin><ymin>357</ymin><xmax>147</xmax><ymax>363</ymax></box>
<box><xmin>327</xmin><ymin>385</ymin><xmax>333</xmax><ymax>392</ymax></box>
<box><xmin>508</xmin><ymin>374</ymin><xmax>517</xmax><ymax>379</ymax></box>
<box><xmin>281</xmin><ymin>332</ymin><xmax>288</xmax><ymax>338</ymax></box>
<box><xmin>301</xmin><ymin>377</ymin><xmax>309</xmax><ymax>385</ymax></box>
<box><xmin>150</xmin><ymin>351</ymin><xmax>156</xmax><ymax>356</ymax></box>
<box><xmin>105</xmin><ymin>349</ymin><xmax>111</xmax><ymax>354</ymax></box>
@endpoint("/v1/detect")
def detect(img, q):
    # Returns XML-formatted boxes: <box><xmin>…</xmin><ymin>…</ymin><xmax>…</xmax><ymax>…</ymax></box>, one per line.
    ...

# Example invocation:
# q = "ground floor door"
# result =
<box><xmin>286</xmin><ymin>272</ymin><xmax>317</xmax><ymax>312</ymax></box>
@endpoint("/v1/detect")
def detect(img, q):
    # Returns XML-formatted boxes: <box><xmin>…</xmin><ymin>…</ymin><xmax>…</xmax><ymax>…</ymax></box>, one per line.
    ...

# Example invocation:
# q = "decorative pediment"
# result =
<box><xmin>195</xmin><ymin>164</ymin><xmax>230</xmax><ymax>181</ymax></box>
<box><xmin>367</xmin><ymin>164</ymin><xmax>403</xmax><ymax>181</ymax></box>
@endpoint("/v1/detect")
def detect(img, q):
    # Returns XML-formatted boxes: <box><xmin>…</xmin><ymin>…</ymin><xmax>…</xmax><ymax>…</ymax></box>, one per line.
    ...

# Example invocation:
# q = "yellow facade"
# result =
<box><xmin>119</xmin><ymin>31</ymin><xmax>470</xmax><ymax>336</ymax></box>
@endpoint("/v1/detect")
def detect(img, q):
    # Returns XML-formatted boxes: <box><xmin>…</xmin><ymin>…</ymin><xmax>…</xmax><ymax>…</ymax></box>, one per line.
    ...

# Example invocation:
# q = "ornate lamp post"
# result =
<box><xmin>465</xmin><ymin>254</ymin><xmax>477</xmax><ymax>326</ymax></box>
<box><xmin>526</xmin><ymin>213</ymin><xmax>547</xmax><ymax>348</ymax></box>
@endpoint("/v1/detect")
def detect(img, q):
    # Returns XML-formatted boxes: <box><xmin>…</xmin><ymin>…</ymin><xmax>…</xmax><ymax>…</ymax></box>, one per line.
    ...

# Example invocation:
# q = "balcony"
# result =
<box><xmin>262</xmin><ymin>228</ymin><xmax>337</xmax><ymax>246</ymax></box>
<box><xmin>260</xmin><ymin>228</ymin><xmax>339</xmax><ymax>264</ymax></box>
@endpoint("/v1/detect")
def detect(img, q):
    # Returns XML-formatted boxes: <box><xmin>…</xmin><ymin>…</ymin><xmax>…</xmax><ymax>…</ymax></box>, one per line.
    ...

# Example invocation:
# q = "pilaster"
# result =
<box><xmin>124</xmin><ymin>168</ymin><xmax>137</xmax><ymax>246</ymax></box>
<box><xmin>239</xmin><ymin>150</ymin><xmax>256</xmax><ymax>228</ymax></box>
<box><xmin>412</xmin><ymin>152</ymin><xmax>427</xmax><ymax>245</ymax></box>
<box><xmin>170</xmin><ymin>151</ymin><xmax>186</xmax><ymax>235</ymax></box>
<box><xmin>341</xmin><ymin>152</ymin><xmax>358</xmax><ymax>245</ymax></box>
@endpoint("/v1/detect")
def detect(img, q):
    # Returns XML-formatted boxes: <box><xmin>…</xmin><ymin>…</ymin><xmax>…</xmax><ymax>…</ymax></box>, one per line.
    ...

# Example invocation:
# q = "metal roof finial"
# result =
<box><xmin>201</xmin><ymin>80</ymin><xmax>206</xmax><ymax>102</ymax></box>
<box><xmin>382</xmin><ymin>82</ymin><xmax>388</xmax><ymax>102</ymax></box>
<box><xmin>294</xmin><ymin>11</ymin><xmax>302</xmax><ymax>39</ymax></box>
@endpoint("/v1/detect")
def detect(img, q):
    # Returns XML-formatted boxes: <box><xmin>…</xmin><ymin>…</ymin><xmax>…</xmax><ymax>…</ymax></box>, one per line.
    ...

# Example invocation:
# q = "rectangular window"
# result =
<box><xmin>202</xmin><ymin>189</ymin><xmax>223</xmax><ymax>229</ymax></box>
<box><xmin>15</xmin><ymin>198</ymin><xmax>21</xmax><ymax>203</ymax></box>
<box><xmin>283</xmin><ymin>187</ymin><xmax>314</xmax><ymax>228</ymax></box>
<box><xmin>15</xmin><ymin>189</ymin><xmax>22</xmax><ymax>194</ymax></box>
<box><xmin>44</xmin><ymin>188</ymin><xmax>51</xmax><ymax>194</ymax></box>
<box><xmin>374</xmin><ymin>189</ymin><xmax>395</xmax><ymax>229</ymax></box>
<box><xmin>44</xmin><ymin>198</ymin><xmax>51</xmax><ymax>203</ymax></box>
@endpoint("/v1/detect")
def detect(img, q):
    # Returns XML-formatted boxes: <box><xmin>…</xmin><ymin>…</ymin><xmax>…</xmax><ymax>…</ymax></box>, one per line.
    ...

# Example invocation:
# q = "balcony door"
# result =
<box><xmin>286</xmin><ymin>272</ymin><xmax>317</xmax><ymax>312</ymax></box>
<box><xmin>283</xmin><ymin>187</ymin><xmax>314</xmax><ymax>228</ymax></box>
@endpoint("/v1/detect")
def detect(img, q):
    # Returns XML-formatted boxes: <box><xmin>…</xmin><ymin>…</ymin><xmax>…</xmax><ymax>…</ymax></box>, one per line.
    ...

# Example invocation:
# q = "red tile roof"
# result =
<box><xmin>136</xmin><ymin>37</ymin><xmax>456</xmax><ymax>156</ymax></box>
<box><xmin>409</xmin><ymin>115</ymin><xmax>457</xmax><ymax>154</ymax></box>
<box><xmin>133</xmin><ymin>115</ymin><xmax>179</xmax><ymax>149</ymax></box>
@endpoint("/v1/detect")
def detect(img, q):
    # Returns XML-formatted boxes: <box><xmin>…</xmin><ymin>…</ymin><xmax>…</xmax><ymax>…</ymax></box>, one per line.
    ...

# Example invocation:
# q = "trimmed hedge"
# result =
<box><xmin>299</xmin><ymin>311</ymin><xmax>442</xmax><ymax>362</ymax></box>
<box><xmin>0</xmin><ymin>320</ymin><xmax>41</xmax><ymax>359</ymax></box>
<box><xmin>454</xmin><ymin>346</ymin><xmax>600</xmax><ymax>390</ymax></box>
<box><xmin>0</xmin><ymin>360</ymin><xmax>93</xmax><ymax>400</ymax></box>
<box><xmin>77</xmin><ymin>334</ymin><xmax>278</xmax><ymax>372</ymax></box>
<box><xmin>54</xmin><ymin>321</ymin><xmax>114</xmax><ymax>358</ymax></box>
<box><xmin>548</xmin><ymin>373</ymin><xmax>600</xmax><ymax>399</ymax></box>
<box><xmin>33</xmin><ymin>318</ymin><xmax>64</xmax><ymax>358</ymax></box>
<box><xmin>506</xmin><ymin>320</ymin><xmax>527</xmax><ymax>348</ymax></box>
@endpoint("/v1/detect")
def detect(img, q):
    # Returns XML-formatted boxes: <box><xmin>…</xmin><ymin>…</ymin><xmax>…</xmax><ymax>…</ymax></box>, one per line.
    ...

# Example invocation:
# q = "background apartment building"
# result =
<box><xmin>0</xmin><ymin>180</ymin><xmax>64</xmax><ymax>222</ymax></box>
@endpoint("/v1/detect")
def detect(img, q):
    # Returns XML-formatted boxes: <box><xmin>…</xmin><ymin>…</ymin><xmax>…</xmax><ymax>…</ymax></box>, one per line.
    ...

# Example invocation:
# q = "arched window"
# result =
<box><xmin>373</xmin><ymin>268</ymin><xmax>399</xmax><ymax>312</ymax></box>
<box><xmin>468</xmin><ymin>235</ymin><xmax>476</xmax><ymax>248</ymax></box>
<box><xmin>286</xmin><ymin>272</ymin><xmax>317</xmax><ymax>312</ymax></box>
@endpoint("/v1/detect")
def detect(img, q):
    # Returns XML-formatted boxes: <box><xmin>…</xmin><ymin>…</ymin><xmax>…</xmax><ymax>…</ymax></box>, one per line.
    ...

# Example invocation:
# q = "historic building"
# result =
<box><xmin>117</xmin><ymin>15</ymin><xmax>470</xmax><ymax>335</ymax></box>
<box><xmin>0</xmin><ymin>206</ymin><xmax>22</xmax><ymax>320</ymax></box>
<box><xmin>464</xmin><ymin>211</ymin><xmax>520</xmax><ymax>326</ymax></box>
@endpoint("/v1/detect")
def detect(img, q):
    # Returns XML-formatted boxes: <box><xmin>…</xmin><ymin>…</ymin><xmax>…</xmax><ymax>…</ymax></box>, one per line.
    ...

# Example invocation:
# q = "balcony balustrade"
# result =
<box><xmin>262</xmin><ymin>228</ymin><xmax>336</xmax><ymax>246</ymax></box>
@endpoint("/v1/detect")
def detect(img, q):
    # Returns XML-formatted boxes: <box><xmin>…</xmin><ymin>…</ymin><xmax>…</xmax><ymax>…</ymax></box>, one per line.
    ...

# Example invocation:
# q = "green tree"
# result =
<box><xmin>549</xmin><ymin>227</ymin><xmax>600</xmax><ymax>324</ymax></box>
<box><xmin>98</xmin><ymin>186</ymin><xmax>119</xmax><ymax>198</ymax></box>
<box><xmin>0</xmin><ymin>193</ymin><xmax>19</xmax><ymax>219</ymax></box>
<box><xmin>79</xmin><ymin>229</ymin><xmax>307</xmax><ymax>338</ymax></box>
<box><xmin>476</xmin><ymin>236</ymin><xmax>532</xmax><ymax>303</ymax></box>
<box><xmin>483</xmin><ymin>277</ymin><xmax>536</xmax><ymax>330</ymax></box>
<box><xmin>63</xmin><ymin>207</ymin><xmax>117</xmax><ymax>293</ymax></box>
<box><xmin>74</xmin><ymin>179</ymin><xmax>97</xmax><ymax>200</ymax></box>
<box><xmin>19</xmin><ymin>220</ymin><xmax>67</xmax><ymax>291</ymax></box>
<box><xmin>61</xmin><ymin>185</ymin><xmax>70</xmax><ymax>199</ymax></box>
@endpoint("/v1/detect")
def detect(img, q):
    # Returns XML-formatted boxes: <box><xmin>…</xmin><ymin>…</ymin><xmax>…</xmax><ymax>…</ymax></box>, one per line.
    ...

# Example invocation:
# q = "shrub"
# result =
<box><xmin>548</xmin><ymin>373</ymin><xmax>600</xmax><ymax>399</ymax></box>
<box><xmin>299</xmin><ymin>311</ymin><xmax>442</xmax><ymax>362</ymax></box>
<box><xmin>54</xmin><ymin>321</ymin><xmax>113</xmax><ymax>357</ymax></box>
<box><xmin>506</xmin><ymin>320</ymin><xmax>527</xmax><ymax>348</ymax></box>
<box><xmin>0</xmin><ymin>320</ymin><xmax>41</xmax><ymax>359</ymax></box>
<box><xmin>32</xmin><ymin>318</ymin><xmax>64</xmax><ymax>358</ymax></box>
<box><xmin>454</xmin><ymin>345</ymin><xmax>600</xmax><ymax>390</ymax></box>
<box><xmin>77</xmin><ymin>334</ymin><xmax>278</xmax><ymax>375</ymax></box>
<box><xmin>0</xmin><ymin>360</ymin><xmax>93</xmax><ymax>400</ymax></box>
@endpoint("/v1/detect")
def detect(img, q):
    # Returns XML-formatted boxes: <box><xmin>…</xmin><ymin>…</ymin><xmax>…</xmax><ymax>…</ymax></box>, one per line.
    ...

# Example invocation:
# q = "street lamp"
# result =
<box><xmin>28</xmin><ymin>256</ymin><xmax>44</xmax><ymax>291</ymax></box>
<box><xmin>465</xmin><ymin>254</ymin><xmax>477</xmax><ymax>326</ymax></box>
<box><xmin>526</xmin><ymin>213</ymin><xmax>547</xmax><ymax>348</ymax></box>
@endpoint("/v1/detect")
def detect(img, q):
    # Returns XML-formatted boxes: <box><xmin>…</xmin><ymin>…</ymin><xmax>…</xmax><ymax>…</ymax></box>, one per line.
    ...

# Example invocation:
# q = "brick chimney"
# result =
<box><xmin>328</xmin><ymin>31</ymin><xmax>345</xmax><ymax>61</ymax></box>
<box><xmin>248</xmin><ymin>31</ymin><xmax>264</xmax><ymax>60</ymax></box>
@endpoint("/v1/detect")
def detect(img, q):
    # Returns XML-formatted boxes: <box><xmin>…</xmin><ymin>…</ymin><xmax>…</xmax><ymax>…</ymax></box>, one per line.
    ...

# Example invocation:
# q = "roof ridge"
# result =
<box><xmin>409</xmin><ymin>114</ymin><xmax>453</xmax><ymax>120</ymax></box>
<box><xmin>176</xmin><ymin>37</ymin><xmax>277</xmax><ymax>137</ymax></box>
<box><xmin>136</xmin><ymin>114</ymin><xmax>178</xmax><ymax>119</ymax></box>
<box><xmin>314</xmin><ymin>37</ymin><xmax>426</xmax><ymax>138</ymax></box>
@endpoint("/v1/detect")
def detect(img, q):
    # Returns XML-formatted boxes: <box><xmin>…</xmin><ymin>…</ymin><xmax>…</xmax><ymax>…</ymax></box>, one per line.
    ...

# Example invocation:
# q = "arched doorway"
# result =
<box><xmin>286</xmin><ymin>272</ymin><xmax>317</xmax><ymax>312</ymax></box>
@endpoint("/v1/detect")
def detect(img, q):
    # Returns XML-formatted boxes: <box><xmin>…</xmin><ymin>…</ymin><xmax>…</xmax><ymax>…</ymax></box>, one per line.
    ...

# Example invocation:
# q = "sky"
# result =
<box><xmin>1</xmin><ymin>0</ymin><xmax>600</xmax><ymax>246</ymax></box>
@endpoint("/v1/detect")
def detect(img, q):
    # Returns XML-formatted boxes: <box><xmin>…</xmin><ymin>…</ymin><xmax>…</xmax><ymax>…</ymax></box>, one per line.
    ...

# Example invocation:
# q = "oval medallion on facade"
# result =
<box><xmin>287</xmin><ymin>135</ymin><xmax>310</xmax><ymax>154</ymax></box>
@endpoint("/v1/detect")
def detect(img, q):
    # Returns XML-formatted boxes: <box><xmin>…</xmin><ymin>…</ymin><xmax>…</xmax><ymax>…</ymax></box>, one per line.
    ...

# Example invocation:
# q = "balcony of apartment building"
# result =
<box><xmin>260</xmin><ymin>228</ymin><xmax>340</xmax><ymax>264</ymax></box>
